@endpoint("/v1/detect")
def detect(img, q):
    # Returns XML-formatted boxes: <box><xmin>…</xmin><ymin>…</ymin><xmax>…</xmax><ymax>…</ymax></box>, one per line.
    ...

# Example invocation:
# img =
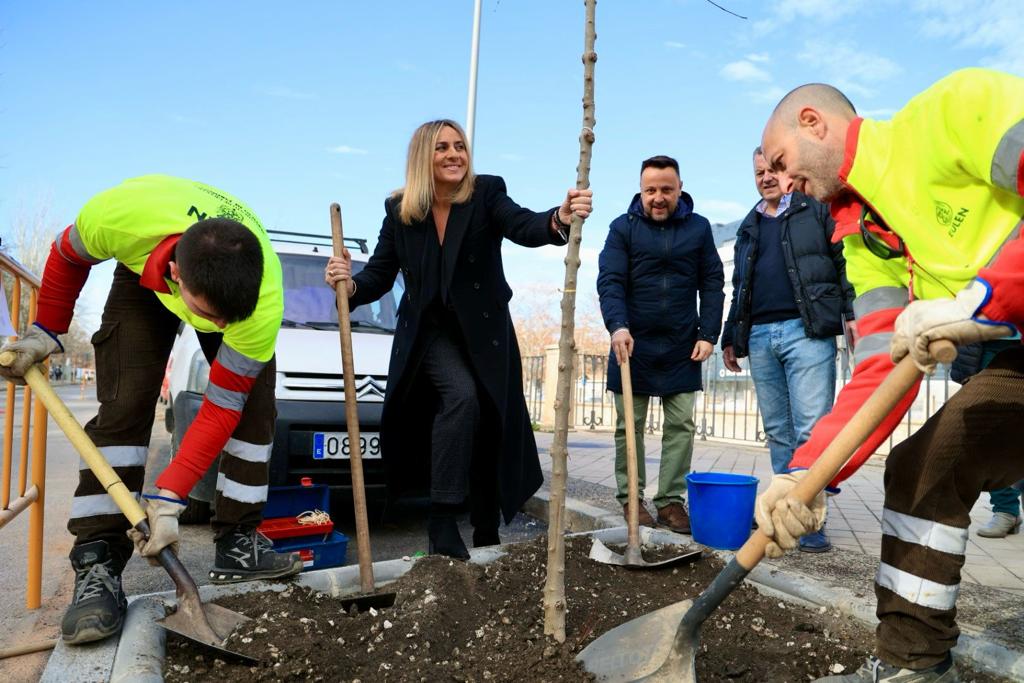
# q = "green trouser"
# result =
<box><xmin>613</xmin><ymin>392</ymin><xmax>695</xmax><ymax>509</ymax></box>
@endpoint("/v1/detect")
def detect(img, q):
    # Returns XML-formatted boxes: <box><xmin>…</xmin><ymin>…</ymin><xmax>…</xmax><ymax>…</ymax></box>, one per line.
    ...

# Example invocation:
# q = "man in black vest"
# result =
<box><xmin>721</xmin><ymin>147</ymin><xmax>855</xmax><ymax>552</ymax></box>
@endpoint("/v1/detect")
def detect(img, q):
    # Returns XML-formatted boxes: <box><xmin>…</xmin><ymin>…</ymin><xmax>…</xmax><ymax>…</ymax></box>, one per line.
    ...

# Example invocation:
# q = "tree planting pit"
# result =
<box><xmin>165</xmin><ymin>535</ymin><xmax>1008</xmax><ymax>682</ymax></box>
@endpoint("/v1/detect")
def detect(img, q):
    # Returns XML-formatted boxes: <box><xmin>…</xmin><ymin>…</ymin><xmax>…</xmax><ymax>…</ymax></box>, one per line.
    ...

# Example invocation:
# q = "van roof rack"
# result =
<box><xmin>267</xmin><ymin>229</ymin><xmax>369</xmax><ymax>254</ymax></box>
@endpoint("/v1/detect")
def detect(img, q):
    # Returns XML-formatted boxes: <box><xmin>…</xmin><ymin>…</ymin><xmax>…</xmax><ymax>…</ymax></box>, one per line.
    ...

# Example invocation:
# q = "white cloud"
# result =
<box><xmin>858</xmin><ymin>107</ymin><xmax>897</xmax><ymax>119</ymax></box>
<box><xmin>664</xmin><ymin>40</ymin><xmax>686</xmax><ymax>49</ymax></box>
<box><xmin>259</xmin><ymin>86</ymin><xmax>317</xmax><ymax>100</ymax></box>
<box><xmin>327</xmin><ymin>145</ymin><xmax>369</xmax><ymax>155</ymax></box>
<box><xmin>697</xmin><ymin>199</ymin><xmax>748</xmax><ymax>224</ymax></box>
<box><xmin>797</xmin><ymin>41</ymin><xmax>901</xmax><ymax>99</ymax></box>
<box><xmin>753</xmin><ymin>0</ymin><xmax>866</xmax><ymax>34</ymax></box>
<box><xmin>913</xmin><ymin>0</ymin><xmax>1024</xmax><ymax>75</ymax></box>
<box><xmin>746</xmin><ymin>53</ymin><xmax>770</xmax><ymax>63</ymax></box>
<box><xmin>748</xmin><ymin>85</ymin><xmax>786</xmax><ymax>104</ymax></box>
<box><xmin>720</xmin><ymin>60</ymin><xmax>771</xmax><ymax>83</ymax></box>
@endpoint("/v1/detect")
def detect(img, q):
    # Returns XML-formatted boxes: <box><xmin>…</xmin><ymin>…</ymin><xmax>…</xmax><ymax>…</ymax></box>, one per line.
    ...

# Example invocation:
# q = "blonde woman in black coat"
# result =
<box><xmin>326</xmin><ymin>119</ymin><xmax>591</xmax><ymax>558</ymax></box>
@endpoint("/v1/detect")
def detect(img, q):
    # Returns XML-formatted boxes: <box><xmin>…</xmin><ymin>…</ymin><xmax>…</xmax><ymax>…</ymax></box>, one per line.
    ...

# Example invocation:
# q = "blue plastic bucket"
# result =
<box><xmin>686</xmin><ymin>471</ymin><xmax>759</xmax><ymax>550</ymax></box>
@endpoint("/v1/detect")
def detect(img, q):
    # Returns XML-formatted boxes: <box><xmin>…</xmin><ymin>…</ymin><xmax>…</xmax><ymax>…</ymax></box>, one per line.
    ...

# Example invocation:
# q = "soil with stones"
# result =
<box><xmin>165</xmin><ymin>536</ymin><xmax>1008</xmax><ymax>682</ymax></box>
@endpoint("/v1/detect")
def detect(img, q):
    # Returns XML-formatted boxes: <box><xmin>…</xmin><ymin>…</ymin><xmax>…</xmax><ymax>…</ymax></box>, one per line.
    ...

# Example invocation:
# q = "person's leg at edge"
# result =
<box><xmin>977</xmin><ymin>486</ymin><xmax>1022</xmax><ymax>537</ymax></box>
<box><xmin>781</xmin><ymin>320</ymin><xmax>837</xmax><ymax>553</ymax></box>
<box><xmin>818</xmin><ymin>347</ymin><xmax>1024</xmax><ymax>682</ymax></box>
<box><xmin>614</xmin><ymin>392</ymin><xmax>653</xmax><ymax>525</ymax></box>
<box><xmin>655</xmin><ymin>391</ymin><xmax>695</xmax><ymax>534</ymax></box>
<box><xmin>64</xmin><ymin>264</ymin><xmax>180</xmax><ymax>644</ymax></box>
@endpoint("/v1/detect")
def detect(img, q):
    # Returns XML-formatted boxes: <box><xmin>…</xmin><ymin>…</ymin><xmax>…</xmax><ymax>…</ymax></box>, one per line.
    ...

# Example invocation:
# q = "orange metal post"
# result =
<box><xmin>26</xmin><ymin>379</ymin><xmax>48</xmax><ymax>609</ymax></box>
<box><xmin>17</xmin><ymin>290</ymin><xmax>37</xmax><ymax>497</ymax></box>
<box><xmin>1</xmin><ymin>276</ymin><xmax>20</xmax><ymax>511</ymax></box>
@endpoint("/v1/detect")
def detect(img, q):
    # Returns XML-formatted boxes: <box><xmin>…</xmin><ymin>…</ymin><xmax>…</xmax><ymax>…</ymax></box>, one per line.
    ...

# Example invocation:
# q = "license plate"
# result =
<box><xmin>312</xmin><ymin>432</ymin><xmax>382</xmax><ymax>460</ymax></box>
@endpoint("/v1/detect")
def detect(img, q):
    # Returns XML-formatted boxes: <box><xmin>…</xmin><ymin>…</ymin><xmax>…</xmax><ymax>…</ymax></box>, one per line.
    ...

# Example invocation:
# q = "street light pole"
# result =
<box><xmin>465</xmin><ymin>0</ymin><xmax>483</xmax><ymax>149</ymax></box>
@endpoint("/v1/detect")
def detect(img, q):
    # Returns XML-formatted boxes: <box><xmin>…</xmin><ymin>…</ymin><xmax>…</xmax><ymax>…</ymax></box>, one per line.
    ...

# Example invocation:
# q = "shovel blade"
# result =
<box><xmin>576</xmin><ymin>599</ymin><xmax>697</xmax><ymax>682</ymax></box>
<box><xmin>589</xmin><ymin>538</ymin><xmax>628</xmax><ymax>566</ymax></box>
<box><xmin>590</xmin><ymin>538</ymin><xmax>704</xmax><ymax>571</ymax></box>
<box><xmin>158</xmin><ymin>602</ymin><xmax>258</xmax><ymax>663</ymax></box>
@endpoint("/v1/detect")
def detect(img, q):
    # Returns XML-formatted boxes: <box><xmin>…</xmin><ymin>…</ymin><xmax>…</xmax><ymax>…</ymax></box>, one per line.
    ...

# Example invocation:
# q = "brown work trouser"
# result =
<box><xmin>876</xmin><ymin>346</ymin><xmax>1024</xmax><ymax>669</ymax></box>
<box><xmin>67</xmin><ymin>264</ymin><xmax>276</xmax><ymax>572</ymax></box>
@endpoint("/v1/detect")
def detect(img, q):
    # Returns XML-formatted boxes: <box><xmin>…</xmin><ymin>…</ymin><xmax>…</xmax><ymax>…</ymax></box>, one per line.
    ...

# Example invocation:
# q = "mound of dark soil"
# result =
<box><xmin>165</xmin><ymin>536</ymin><xmax>1007</xmax><ymax>682</ymax></box>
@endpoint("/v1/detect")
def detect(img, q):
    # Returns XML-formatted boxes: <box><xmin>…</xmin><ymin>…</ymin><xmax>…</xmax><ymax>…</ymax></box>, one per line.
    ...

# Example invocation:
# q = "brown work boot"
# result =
<box><xmin>622</xmin><ymin>502</ymin><xmax>656</xmax><ymax>527</ymax></box>
<box><xmin>656</xmin><ymin>502</ymin><xmax>692</xmax><ymax>535</ymax></box>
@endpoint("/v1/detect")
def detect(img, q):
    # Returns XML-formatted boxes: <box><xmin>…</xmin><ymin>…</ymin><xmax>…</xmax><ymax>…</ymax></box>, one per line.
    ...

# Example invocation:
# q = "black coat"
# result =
<box><xmin>350</xmin><ymin>175</ymin><xmax>563</xmax><ymax>523</ymax></box>
<box><xmin>597</xmin><ymin>192</ymin><xmax>725</xmax><ymax>396</ymax></box>
<box><xmin>721</xmin><ymin>192</ymin><xmax>855</xmax><ymax>358</ymax></box>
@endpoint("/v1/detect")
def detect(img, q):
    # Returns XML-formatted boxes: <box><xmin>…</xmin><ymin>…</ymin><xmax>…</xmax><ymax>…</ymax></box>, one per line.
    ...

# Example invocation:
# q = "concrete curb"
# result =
<box><xmin>526</xmin><ymin>491</ymin><xmax>1024</xmax><ymax>681</ymax></box>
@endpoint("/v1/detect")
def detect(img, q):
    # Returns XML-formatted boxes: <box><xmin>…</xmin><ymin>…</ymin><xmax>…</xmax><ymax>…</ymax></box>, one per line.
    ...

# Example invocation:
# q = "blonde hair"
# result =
<box><xmin>393</xmin><ymin>119</ymin><xmax>475</xmax><ymax>225</ymax></box>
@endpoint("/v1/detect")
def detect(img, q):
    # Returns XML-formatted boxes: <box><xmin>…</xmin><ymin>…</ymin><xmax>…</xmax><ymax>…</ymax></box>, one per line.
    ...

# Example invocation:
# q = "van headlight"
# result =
<box><xmin>186</xmin><ymin>350</ymin><xmax>210</xmax><ymax>393</ymax></box>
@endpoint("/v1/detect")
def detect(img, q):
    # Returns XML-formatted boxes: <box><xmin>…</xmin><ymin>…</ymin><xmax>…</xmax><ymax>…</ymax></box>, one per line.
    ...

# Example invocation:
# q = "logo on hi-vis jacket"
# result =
<box><xmin>935</xmin><ymin>201</ymin><xmax>968</xmax><ymax>237</ymax></box>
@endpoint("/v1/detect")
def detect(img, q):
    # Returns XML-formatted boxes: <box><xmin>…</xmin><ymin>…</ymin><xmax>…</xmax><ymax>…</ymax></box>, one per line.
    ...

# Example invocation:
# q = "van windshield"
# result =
<box><xmin>279</xmin><ymin>254</ymin><xmax>404</xmax><ymax>333</ymax></box>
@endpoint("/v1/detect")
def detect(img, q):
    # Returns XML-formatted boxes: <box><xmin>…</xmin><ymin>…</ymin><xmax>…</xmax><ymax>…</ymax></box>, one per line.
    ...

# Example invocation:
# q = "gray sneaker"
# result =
<box><xmin>815</xmin><ymin>655</ymin><xmax>959</xmax><ymax>682</ymax></box>
<box><xmin>976</xmin><ymin>512</ymin><xmax>1021</xmax><ymax>538</ymax></box>
<box><xmin>209</xmin><ymin>527</ymin><xmax>304</xmax><ymax>584</ymax></box>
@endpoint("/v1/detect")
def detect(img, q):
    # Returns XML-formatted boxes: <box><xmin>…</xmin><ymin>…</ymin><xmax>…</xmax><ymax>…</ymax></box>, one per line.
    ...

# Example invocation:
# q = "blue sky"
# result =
<box><xmin>2</xmin><ymin>0</ymin><xmax>1022</xmax><ymax>332</ymax></box>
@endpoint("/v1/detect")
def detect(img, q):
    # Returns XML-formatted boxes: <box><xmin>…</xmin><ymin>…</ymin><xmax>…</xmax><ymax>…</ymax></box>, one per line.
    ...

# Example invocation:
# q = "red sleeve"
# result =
<box><xmin>975</xmin><ymin>232</ymin><xmax>1024</xmax><ymax>328</ymax></box>
<box><xmin>154</xmin><ymin>359</ymin><xmax>259</xmax><ymax>497</ymax></box>
<box><xmin>787</xmin><ymin>307</ymin><xmax>921</xmax><ymax>487</ymax></box>
<box><xmin>35</xmin><ymin>228</ymin><xmax>93</xmax><ymax>334</ymax></box>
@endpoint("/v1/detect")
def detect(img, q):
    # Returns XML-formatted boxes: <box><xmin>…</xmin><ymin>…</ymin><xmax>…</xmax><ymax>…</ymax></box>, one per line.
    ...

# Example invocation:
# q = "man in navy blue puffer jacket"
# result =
<box><xmin>597</xmin><ymin>155</ymin><xmax>725</xmax><ymax>534</ymax></box>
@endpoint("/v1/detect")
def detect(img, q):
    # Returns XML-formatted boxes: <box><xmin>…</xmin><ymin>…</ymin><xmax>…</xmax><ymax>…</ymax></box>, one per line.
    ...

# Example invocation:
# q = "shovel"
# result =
<box><xmin>329</xmin><ymin>203</ymin><xmax>397</xmax><ymax>611</ymax></box>
<box><xmin>590</xmin><ymin>358</ymin><xmax>703</xmax><ymax>569</ymax></box>
<box><xmin>0</xmin><ymin>352</ymin><xmax>255</xmax><ymax>662</ymax></box>
<box><xmin>577</xmin><ymin>341</ymin><xmax>956</xmax><ymax>681</ymax></box>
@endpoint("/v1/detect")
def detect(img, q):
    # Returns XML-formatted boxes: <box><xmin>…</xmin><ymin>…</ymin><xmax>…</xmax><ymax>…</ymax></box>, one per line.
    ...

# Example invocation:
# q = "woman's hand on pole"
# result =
<box><xmin>324</xmin><ymin>251</ymin><xmax>355</xmax><ymax>297</ymax></box>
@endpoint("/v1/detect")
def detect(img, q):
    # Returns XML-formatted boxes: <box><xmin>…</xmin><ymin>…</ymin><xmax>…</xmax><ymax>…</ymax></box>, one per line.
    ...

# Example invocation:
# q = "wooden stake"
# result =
<box><xmin>543</xmin><ymin>0</ymin><xmax>597</xmax><ymax>643</ymax></box>
<box><xmin>329</xmin><ymin>203</ymin><xmax>375</xmax><ymax>594</ymax></box>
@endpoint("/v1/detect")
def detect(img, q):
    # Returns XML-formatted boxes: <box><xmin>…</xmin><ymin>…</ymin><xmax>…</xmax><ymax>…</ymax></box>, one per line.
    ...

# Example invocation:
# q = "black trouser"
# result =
<box><xmin>875</xmin><ymin>346</ymin><xmax>1024</xmax><ymax>669</ymax></box>
<box><xmin>67</xmin><ymin>264</ymin><xmax>276</xmax><ymax>572</ymax></box>
<box><xmin>417</xmin><ymin>326</ymin><xmax>481</xmax><ymax>505</ymax></box>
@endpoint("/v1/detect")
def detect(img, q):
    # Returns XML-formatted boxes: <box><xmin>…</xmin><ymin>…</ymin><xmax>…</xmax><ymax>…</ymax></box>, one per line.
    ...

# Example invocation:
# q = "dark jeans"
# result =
<box><xmin>417</xmin><ymin>326</ymin><xmax>481</xmax><ymax>505</ymax></box>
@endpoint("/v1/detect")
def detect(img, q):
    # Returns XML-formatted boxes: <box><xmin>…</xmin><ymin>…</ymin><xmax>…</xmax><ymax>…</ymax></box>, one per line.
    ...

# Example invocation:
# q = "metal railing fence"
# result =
<box><xmin>524</xmin><ymin>348</ymin><xmax>959</xmax><ymax>456</ymax></box>
<box><xmin>0</xmin><ymin>252</ymin><xmax>49</xmax><ymax>610</ymax></box>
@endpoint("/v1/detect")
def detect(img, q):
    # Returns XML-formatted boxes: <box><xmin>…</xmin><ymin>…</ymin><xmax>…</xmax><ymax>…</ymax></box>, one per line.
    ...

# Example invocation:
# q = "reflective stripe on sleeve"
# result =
<box><xmin>853</xmin><ymin>286</ymin><xmax>909</xmax><ymax>320</ymax></box>
<box><xmin>991</xmin><ymin>119</ymin><xmax>1024</xmax><ymax>195</ymax></box>
<box><xmin>216</xmin><ymin>472</ymin><xmax>269</xmax><ymax>504</ymax></box>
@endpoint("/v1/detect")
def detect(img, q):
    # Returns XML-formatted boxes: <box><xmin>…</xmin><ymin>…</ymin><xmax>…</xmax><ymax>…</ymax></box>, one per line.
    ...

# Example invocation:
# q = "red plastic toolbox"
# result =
<box><xmin>257</xmin><ymin>515</ymin><xmax>334</xmax><ymax>540</ymax></box>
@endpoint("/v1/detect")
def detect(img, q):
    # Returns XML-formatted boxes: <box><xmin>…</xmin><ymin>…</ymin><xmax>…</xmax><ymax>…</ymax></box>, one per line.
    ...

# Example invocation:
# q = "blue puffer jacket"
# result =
<box><xmin>597</xmin><ymin>192</ymin><xmax>725</xmax><ymax>396</ymax></box>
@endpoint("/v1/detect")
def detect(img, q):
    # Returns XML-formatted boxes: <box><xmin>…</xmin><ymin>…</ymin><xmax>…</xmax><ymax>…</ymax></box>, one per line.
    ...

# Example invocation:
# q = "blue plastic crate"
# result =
<box><xmin>262</xmin><ymin>483</ymin><xmax>330</xmax><ymax>519</ymax></box>
<box><xmin>272</xmin><ymin>531</ymin><xmax>348</xmax><ymax>571</ymax></box>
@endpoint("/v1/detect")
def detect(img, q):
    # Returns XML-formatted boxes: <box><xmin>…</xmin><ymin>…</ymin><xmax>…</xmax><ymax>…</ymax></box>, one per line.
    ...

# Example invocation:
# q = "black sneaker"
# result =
<box><xmin>209</xmin><ymin>527</ymin><xmax>303</xmax><ymax>584</ymax></box>
<box><xmin>62</xmin><ymin>541</ymin><xmax>127</xmax><ymax>645</ymax></box>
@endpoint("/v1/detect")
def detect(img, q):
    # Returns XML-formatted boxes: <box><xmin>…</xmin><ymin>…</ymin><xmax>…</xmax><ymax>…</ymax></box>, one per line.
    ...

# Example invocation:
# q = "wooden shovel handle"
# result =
<box><xmin>621</xmin><ymin>359</ymin><xmax>642</xmax><ymax>555</ymax></box>
<box><xmin>329</xmin><ymin>203</ymin><xmax>374</xmax><ymax>593</ymax></box>
<box><xmin>0</xmin><ymin>352</ymin><xmax>145</xmax><ymax>526</ymax></box>
<box><xmin>734</xmin><ymin>340</ymin><xmax>956</xmax><ymax>569</ymax></box>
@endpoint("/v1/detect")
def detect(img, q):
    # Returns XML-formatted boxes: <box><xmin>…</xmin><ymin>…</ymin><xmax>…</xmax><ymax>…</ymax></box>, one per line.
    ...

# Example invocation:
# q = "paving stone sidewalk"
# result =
<box><xmin>535</xmin><ymin>430</ymin><xmax>1024</xmax><ymax>596</ymax></box>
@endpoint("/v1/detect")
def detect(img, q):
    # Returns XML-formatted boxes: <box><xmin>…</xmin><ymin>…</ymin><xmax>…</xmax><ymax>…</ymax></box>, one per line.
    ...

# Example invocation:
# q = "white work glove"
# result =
<box><xmin>754</xmin><ymin>471</ymin><xmax>826</xmax><ymax>559</ymax></box>
<box><xmin>0</xmin><ymin>324</ymin><xmax>61</xmax><ymax>385</ymax></box>
<box><xmin>890</xmin><ymin>280</ymin><xmax>1014</xmax><ymax>374</ymax></box>
<box><xmin>126</xmin><ymin>490</ymin><xmax>187</xmax><ymax>565</ymax></box>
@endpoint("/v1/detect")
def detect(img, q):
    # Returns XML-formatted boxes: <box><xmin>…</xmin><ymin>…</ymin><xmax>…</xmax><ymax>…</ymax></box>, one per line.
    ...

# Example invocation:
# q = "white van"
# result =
<box><xmin>163</xmin><ymin>230</ymin><xmax>403</xmax><ymax>521</ymax></box>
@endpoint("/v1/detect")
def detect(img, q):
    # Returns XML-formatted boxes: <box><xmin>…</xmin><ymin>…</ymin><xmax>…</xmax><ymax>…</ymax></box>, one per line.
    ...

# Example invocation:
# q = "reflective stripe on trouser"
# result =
<box><xmin>68</xmin><ymin>264</ymin><xmax>183</xmax><ymax>572</ymax></box>
<box><xmin>875</xmin><ymin>346</ymin><xmax>1024</xmax><ymax>669</ymax></box>
<box><xmin>613</xmin><ymin>391</ymin><xmax>694</xmax><ymax>509</ymax></box>
<box><xmin>195</xmin><ymin>331</ymin><xmax>277</xmax><ymax>539</ymax></box>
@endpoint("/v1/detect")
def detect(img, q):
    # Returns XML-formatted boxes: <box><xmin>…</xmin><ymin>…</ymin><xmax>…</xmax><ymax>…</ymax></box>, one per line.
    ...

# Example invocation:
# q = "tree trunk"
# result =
<box><xmin>543</xmin><ymin>0</ymin><xmax>597</xmax><ymax>643</ymax></box>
